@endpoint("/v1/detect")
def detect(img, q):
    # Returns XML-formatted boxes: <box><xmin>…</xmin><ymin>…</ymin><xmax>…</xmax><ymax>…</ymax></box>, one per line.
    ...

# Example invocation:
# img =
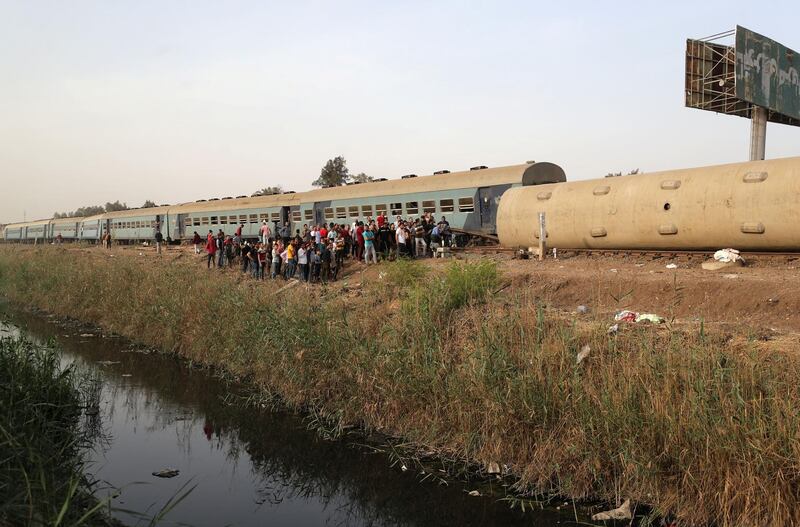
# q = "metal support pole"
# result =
<box><xmin>537</xmin><ymin>212</ymin><xmax>546</xmax><ymax>261</ymax></box>
<box><xmin>749</xmin><ymin>106</ymin><xmax>767</xmax><ymax>161</ymax></box>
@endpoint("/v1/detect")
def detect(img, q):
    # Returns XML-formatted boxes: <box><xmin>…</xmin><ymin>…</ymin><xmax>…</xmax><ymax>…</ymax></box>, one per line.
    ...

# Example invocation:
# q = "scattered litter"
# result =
<box><xmin>768</xmin><ymin>298</ymin><xmax>779</xmax><ymax>304</ymax></box>
<box><xmin>636</xmin><ymin>313</ymin><xmax>665</xmax><ymax>324</ymax></box>
<box><xmin>467</xmin><ymin>490</ymin><xmax>481</xmax><ymax>497</ymax></box>
<box><xmin>80</xmin><ymin>333</ymin><xmax>95</xmax><ymax>337</ymax></box>
<box><xmin>609</xmin><ymin>268</ymin><xmax>618</xmax><ymax>273</ymax></box>
<box><xmin>614</xmin><ymin>311</ymin><xmax>665</xmax><ymax>324</ymax></box>
<box><xmin>576</xmin><ymin>305</ymin><xmax>590</xmax><ymax>314</ymax></box>
<box><xmin>634</xmin><ymin>263</ymin><xmax>645</xmax><ymax>267</ymax></box>
<box><xmin>665</xmin><ymin>263</ymin><xmax>678</xmax><ymax>269</ymax></box>
<box><xmin>614</xmin><ymin>310</ymin><xmax>638</xmax><ymax>323</ymax></box>
<box><xmin>592</xmin><ymin>499</ymin><xmax>632</xmax><ymax>521</ymax></box>
<box><xmin>487</xmin><ymin>462</ymin><xmax>501</xmax><ymax>475</ymax></box>
<box><xmin>152</xmin><ymin>469</ymin><xmax>180</xmax><ymax>478</ymax></box>
<box><xmin>714</xmin><ymin>248</ymin><xmax>743</xmax><ymax>264</ymax></box>
<box><xmin>400</xmin><ymin>464</ymin><xmax>408</xmax><ymax>472</ymax></box>
<box><xmin>121</xmin><ymin>374</ymin><xmax>133</xmax><ymax>377</ymax></box>
<box><xmin>723</xmin><ymin>273</ymin><xmax>739</xmax><ymax>279</ymax></box>
<box><xmin>703</xmin><ymin>248</ymin><xmax>745</xmax><ymax>271</ymax></box>
<box><xmin>576</xmin><ymin>345</ymin><xmax>591</xmax><ymax>365</ymax></box>
<box><xmin>607</xmin><ymin>324</ymin><xmax>619</xmax><ymax>335</ymax></box>
<box><xmin>139</xmin><ymin>252</ymin><xmax>144</xmax><ymax>256</ymax></box>
<box><xmin>96</xmin><ymin>360</ymin><xmax>121</xmax><ymax>366</ymax></box>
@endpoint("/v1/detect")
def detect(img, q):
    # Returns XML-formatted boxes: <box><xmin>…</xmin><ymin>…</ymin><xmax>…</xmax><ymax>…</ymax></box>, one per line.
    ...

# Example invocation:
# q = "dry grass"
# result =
<box><xmin>2</xmin><ymin>246</ymin><xmax>799</xmax><ymax>526</ymax></box>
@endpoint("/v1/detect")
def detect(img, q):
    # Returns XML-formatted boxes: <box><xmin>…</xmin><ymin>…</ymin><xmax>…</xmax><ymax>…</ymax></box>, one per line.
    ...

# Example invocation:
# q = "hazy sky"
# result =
<box><xmin>1</xmin><ymin>1</ymin><xmax>798</xmax><ymax>223</ymax></box>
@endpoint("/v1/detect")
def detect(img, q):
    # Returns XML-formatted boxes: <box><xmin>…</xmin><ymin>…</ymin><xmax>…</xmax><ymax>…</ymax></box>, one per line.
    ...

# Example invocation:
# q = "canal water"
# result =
<box><xmin>2</xmin><ymin>308</ymin><xmax>586</xmax><ymax>527</ymax></box>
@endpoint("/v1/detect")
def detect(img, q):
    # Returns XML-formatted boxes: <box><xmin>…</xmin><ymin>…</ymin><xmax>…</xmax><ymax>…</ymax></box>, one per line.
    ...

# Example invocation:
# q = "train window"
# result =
<box><xmin>184</xmin><ymin>218</ymin><xmax>192</xmax><ymax>227</ymax></box>
<box><xmin>201</xmin><ymin>217</ymin><xmax>209</xmax><ymax>225</ymax></box>
<box><xmin>440</xmin><ymin>199</ymin><xmax>454</xmax><ymax>212</ymax></box>
<box><xmin>361</xmin><ymin>205</ymin><xmax>373</xmax><ymax>216</ymax></box>
<box><xmin>324</xmin><ymin>207</ymin><xmax>334</xmax><ymax>220</ymax></box>
<box><xmin>219</xmin><ymin>216</ymin><xmax>228</xmax><ymax>224</ymax></box>
<box><xmin>348</xmin><ymin>206</ymin><xmax>359</xmax><ymax>218</ymax></box>
<box><xmin>259</xmin><ymin>213</ymin><xmax>269</xmax><ymax>221</ymax></box>
<box><xmin>210</xmin><ymin>216</ymin><xmax>218</xmax><ymax>224</ymax></box>
<box><xmin>304</xmin><ymin>209</ymin><xmax>313</xmax><ymax>220</ymax></box>
<box><xmin>238</xmin><ymin>215</ymin><xmax>247</xmax><ymax>224</ymax></box>
<box><xmin>458</xmin><ymin>197</ymin><xmax>475</xmax><ymax>212</ymax></box>
<box><xmin>405</xmin><ymin>201</ymin><xmax>419</xmax><ymax>215</ymax></box>
<box><xmin>423</xmin><ymin>200</ymin><xmax>436</xmax><ymax>213</ymax></box>
<box><xmin>336</xmin><ymin>207</ymin><xmax>347</xmax><ymax>219</ymax></box>
<box><xmin>193</xmin><ymin>217</ymin><xmax>200</xmax><ymax>226</ymax></box>
<box><xmin>249</xmin><ymin>214</ymin><xmax>258</xmax><ymax>223</ymax></box>
<box><xmin>390</xmin><ymin>202</ymin><xmax>402</xmax><ymax>215</ymax></box>
<box><xmin>270</xmin><ymin>212</ymin><xmax>280</xmax><ymax>222</ymax></box>
<box><xmin>375</xmin><ymin>204</ymin><xmax>387</xmax><ymax>213</ymax></box>
<box><xmin>292</xmin><ymin>210</ymin><xmax>301</xmax><ymax>222</ymax></box>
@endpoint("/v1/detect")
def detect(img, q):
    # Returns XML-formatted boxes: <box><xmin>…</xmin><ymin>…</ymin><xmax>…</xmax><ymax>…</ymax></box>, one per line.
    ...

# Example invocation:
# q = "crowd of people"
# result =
<box><xmin>194</xmin><ymin>211</ymin><xmax>453</xmax><ymax>283</ymax></box>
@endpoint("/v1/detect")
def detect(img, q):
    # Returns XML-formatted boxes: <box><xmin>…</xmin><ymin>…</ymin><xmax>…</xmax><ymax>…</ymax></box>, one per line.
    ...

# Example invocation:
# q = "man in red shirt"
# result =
<box><xmin>376</xmin><ymin>212</ymin><xmax>386</xmax><ymax>227</ymax></box>
<box><xmin>355</xmin><ymin>222</ymin><xmax>365</xmax><ymax>262</ymax></box>
<box><xmin>235</xmin><ymin>223</ymin><xmax>243</xmax><ymax>238</ymax></box>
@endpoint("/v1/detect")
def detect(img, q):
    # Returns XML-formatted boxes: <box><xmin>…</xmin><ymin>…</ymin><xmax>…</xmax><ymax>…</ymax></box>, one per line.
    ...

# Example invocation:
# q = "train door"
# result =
<box><xmin>289</xmin><ymin>205</ymin><xmax>300</xmax><ymax>233</ymax></box>
<box><xmin>280</xmin><ymin>206</ymin><xmax>290</xmax><ymax>228</ymax></box>
<box><xmin>478</xmin><ymin>187</ymin><xmax>498</xmax><ymax>233</ymax></box>
<box><xmin>175</xmin><ymin>213</ymin><xmax>187</xmax><ymax>241</ymax></box>
<box><xmin>313</xmin><ymin>201</ymin><xmax>328</xmax><ymax>227</ymax></box>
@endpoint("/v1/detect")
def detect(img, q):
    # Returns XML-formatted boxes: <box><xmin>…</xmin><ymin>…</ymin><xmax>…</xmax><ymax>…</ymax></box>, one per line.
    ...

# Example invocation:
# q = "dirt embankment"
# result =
<box><xmin>13</xmin><ymin>243</ymin><xmax>800</xmax><ymax>336</ymax></box>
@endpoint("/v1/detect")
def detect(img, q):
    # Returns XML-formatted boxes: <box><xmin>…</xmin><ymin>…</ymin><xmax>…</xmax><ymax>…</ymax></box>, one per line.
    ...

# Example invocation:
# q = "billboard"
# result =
<box><xmin>685</xmin><ymin>27</ymin><xmax>800</xmax><ymax>127</ymax></box>
<box><xmin>735</xmin><ymin>25</ymin><xmax>800</xmax><ymax>120</ymax></box>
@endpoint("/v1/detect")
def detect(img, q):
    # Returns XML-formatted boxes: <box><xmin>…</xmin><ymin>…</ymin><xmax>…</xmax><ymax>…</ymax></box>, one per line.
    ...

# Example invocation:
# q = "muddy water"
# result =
<box><xmin>3</xmin><ymin>308</ymin><xmax>584</xmax><ymax>527</ymax></box>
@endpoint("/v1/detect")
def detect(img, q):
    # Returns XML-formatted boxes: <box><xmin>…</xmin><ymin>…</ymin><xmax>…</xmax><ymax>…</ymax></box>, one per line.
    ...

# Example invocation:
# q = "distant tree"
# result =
<box><xmin>313</xmin><ymin>156</ymin><xmax>350</xmax><ymax>187</ymax></box>
<box><xmin>104</xmin><ymin>201</ymin><xmax>129</xmax><ymax>212</ymax></box>
<box><xmin>351</xmin><ymin>172</ymin><xmax>373</xmax><ymax>183</ymax></box>
<box><xmin>73</xmin><ymin>205</ymin><xmax>106</xmax><ymax>217</ymax></box>
<box><xmin>141</xmin><ymin>200</ymin><xmax>157</xmax><ymax>208</ymax></box>
<box><xmin>605</xmin><ymin>168</ymin><xmax>640</xmax><ymax>178</ymax></box>
<box><xmin>252</xmin><ymin>186</ymin><xmax>284</xmax><ymax>197</ymax></box>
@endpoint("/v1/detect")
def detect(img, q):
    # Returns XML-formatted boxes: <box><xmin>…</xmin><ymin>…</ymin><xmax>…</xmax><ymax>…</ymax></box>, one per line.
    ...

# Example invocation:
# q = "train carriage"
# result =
<box><xmin>79</xmin><ymin>214</ymin><xmax>105</xmax><ymax>243</ymax></box>
<box><xmin>3</xmin><ymin>222</ymin><xmax>24</xmax><ymax>242</ymax></box>
<box><xmin>297</xmin><ymin>162</ymin><xmax>565</xmax><ymax>235</ymax></box>
<box><xmin>103</xmin><ymin>206</ymin><xmax>174</xmax><ymax>244</ymax></box>
<box><xmin>49</xmin><ymin>217</ymin><xmax>83</xmax><ymax>241</ymax></box>
<box><xmin>170</xmin><ymin>194</ymin><xmax>300</xmax><ymax>241</ymax></box>
<box><xmin>14</xmin><ymin>219</ymin><xmax>51</xmax><ymax>243</ymax></box>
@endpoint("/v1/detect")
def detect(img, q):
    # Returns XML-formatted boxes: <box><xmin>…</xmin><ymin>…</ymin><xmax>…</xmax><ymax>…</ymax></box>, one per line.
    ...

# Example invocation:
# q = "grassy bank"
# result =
<box><xmin>1</xmin><ymin>247</ymin><xmax>799</xmax><ymax>526</ymax></box>
<box><xmin>0</xmin><ymin>332</ymin><xmax>114</xmax><ymax>526</ymax></box>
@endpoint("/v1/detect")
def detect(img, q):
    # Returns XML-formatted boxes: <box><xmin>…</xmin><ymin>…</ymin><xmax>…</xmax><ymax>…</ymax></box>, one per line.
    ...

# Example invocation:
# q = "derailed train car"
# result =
<box><xmin>497</xmin><ymin>156</ymin><xmax>800</xmax><ymax>251</ymax></box>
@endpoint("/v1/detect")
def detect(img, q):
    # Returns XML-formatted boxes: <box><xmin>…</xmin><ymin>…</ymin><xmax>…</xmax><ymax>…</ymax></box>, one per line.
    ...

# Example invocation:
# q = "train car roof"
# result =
<box><xmin>13</xmin><ymin>218</ymin><xmax>52</xmax><ymax>228</ymax></box>
<box><xmin>101</xmin><ymin>206</ymin><xmax>173</xmax><ymax>219</ymax></box>
<box><xmin>299</xmin><ymin>163</ymin><xmax>532</xmax><ymax>202</ymax></box>
<box><xmin>79</xmin><ymin>214</ymin><xmax>106</xmax><ymax>222</ymax></box>
<box><xmin>169</xmin><ymin>193</ymin><xmax>301</xmax><ymax>215</ymax></box>
<box><xmin>51</xmin><ymin>216</ymin><xmax>85</xmax><ymax>224</ymax></box>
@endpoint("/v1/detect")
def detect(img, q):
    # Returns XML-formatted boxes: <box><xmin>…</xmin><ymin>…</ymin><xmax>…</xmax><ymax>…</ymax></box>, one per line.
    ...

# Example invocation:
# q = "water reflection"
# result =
<box><xmin>4</xmin><ymin>309</ymin><xmax>580</xmax><ymax>527</ymax></box>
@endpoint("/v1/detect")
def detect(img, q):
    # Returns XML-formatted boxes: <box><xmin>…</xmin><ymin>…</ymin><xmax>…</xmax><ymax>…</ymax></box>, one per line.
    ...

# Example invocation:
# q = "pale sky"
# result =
<box><xmin>1</xmin><ymin>0</ymin><xmax>798</xmax><ymax>224</ymax></box>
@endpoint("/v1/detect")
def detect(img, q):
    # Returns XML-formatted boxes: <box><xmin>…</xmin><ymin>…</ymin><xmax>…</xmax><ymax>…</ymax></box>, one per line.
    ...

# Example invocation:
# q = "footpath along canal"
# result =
<box><xmin>2</xmin><ymin>306</ymin><xmax>588</xmax><ymax>527</ymax></box>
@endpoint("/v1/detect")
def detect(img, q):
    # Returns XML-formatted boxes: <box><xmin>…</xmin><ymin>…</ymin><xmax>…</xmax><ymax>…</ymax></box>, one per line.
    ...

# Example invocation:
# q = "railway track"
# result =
<box><xmin>456</xmin><ymin>246</ymin><xmax>800</xmax><ymax>258</ymax></box>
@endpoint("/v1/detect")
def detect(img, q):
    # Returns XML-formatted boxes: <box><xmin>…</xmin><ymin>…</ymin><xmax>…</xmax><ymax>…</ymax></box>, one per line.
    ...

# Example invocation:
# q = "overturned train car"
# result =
<box><xmin>497</xmin><ymin>156</ymin><xmax>800</xmax><ymax>251</ymax></box>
